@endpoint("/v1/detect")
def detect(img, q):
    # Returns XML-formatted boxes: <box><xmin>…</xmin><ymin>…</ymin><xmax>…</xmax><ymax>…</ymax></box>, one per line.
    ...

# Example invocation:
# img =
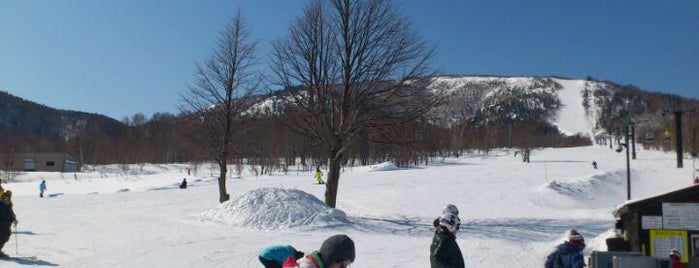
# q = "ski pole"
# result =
<box><xmin>14</xmin><ymin>225</ymin><xmax>18</xmax><ymax>255</ymax></box>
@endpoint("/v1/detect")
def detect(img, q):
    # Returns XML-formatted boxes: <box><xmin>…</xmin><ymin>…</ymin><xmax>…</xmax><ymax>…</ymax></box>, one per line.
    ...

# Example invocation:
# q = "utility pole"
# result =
<box><xmin>675</xmin><ymin>111</ymin><xmax>684</xmax><ymax>168</ymax></box>
<box><xmin>625</xmin><ymin>125</ymin><xmax>631</xmax><ymax>200</ymax></box>
<box><xmin>631</xmin><ymin>122</ymin><xmax>636</xmax><ymax>160</ymax></box>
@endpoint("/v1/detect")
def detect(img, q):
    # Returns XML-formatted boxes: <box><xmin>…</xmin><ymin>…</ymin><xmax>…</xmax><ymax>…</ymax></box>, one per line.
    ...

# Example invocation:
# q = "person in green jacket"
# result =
<box><xmin>314</xmin><ymin>168</ymin><xmax>325</xmax><ymax>184</ymax></box>
<box><xmin>430</xmin><ymin>211</ymin><xmax>465</xmax><ymax>268</ymax></box>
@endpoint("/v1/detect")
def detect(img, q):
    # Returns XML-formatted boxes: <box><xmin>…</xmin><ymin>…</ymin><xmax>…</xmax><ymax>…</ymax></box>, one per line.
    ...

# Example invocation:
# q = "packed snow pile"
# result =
<box><xmin>544</xmin><ymin>172</ymin><xmax>623</xmax><ymax>200</ymax></box>
<box><xmin>199</xmin><ymin>187</ymin><xmax>349</xmax><ymax>230</ymax></box>
<box><xmin>368</xmin><ymin>161</ymin><xmax>399</xmax><ymax>171</ymax></box>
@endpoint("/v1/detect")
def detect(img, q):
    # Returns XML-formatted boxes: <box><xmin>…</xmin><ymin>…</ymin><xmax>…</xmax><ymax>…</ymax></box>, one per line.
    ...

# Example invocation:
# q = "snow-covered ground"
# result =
<box><xmin>1</xmin><ymin>145</ymin><xmax>695</xmax><ymax>267</ymax></box>
<box><xmin>1</xmin><ymin>80</ymin><xmax>696</xmax><ymax>267</ymax></box>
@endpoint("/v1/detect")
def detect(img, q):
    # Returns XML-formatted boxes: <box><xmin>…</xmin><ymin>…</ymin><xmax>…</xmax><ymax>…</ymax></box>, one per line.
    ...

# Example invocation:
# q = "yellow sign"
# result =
<box><xmin>650</xmin><ymin>230</ymin><xmax>688</xmax><ymax>263</ymax></box>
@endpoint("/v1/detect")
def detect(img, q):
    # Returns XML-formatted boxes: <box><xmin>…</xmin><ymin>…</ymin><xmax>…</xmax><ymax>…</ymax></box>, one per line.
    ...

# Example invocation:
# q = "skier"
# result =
<box><xmin>0</xmin><ymin>191</ymin><xmax>17</xmax><ymax>258</ymax></box>
<box><xmin>669</xmin><ymin>249</ymin><xmax>686</xmax><ymax>268</ymax></box>
<box><xmin>545</xmin><ymin>229</ymin><xmax>586</xmax><ymax>268</ymax></box>
<box><xmin>39</xmin><ymin>180</ymin><xmax>47</xmax><ymax>198</ymax></box>
<box><xmin>430</xmin><ymin>211</ymin><xmax>465</xmax><ymax>268</ymax></box>
<box><xmin>592</xmin><ymin>161</ymin><xmax>597</xmax><ymax>169</ymax></box>
<box><xmin>314</xmin><ymin>168</ymin><xmax>325</xmax><ymax>184</ymax></box>
<box><xmin>298</xmin><ymin>234</ymin><xmax>355</xmax><ymax>268</ymax></box>
<box><xmin>179</xmin><ymin>178</ymin><xmax>187</xmax><ymax>189</ymax></box>
<box><xmin>259</xmin><ymin>244</ymin><xmax>304</xmax><ymax>268</ymax></box>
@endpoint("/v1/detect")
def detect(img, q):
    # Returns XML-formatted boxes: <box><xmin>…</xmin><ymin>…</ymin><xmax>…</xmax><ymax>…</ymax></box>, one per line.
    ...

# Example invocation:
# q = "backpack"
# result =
<box><xmin>545</xmin><ymin>251</ymin><xmax>563</xmax><ymax>268</ymax></box>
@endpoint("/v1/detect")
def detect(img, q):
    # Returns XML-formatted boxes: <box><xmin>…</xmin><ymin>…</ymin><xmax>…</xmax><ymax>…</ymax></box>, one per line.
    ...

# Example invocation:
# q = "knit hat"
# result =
<box><xmin>568</xmin><ymin>229</ymin><xmax>584</xmax><ymax>243</ymax></box>
<box><xmin>669</xmin><ymin>249</ymin><xmax>681</xmax><ymax>258</ymax></box>
<box><xmin>319</xmin><ymin>234</ymin><xmax>355</xmax><ymax>265</ymax></box>
<box><xmin>442</xmin><ymin>204</ymin><xmax>459</xmax><ymax>215</ymax></box>
<box><xmin>439</xmin><ymin>212</ymin><xmax>460</xmax><ymax>233</ymax></box>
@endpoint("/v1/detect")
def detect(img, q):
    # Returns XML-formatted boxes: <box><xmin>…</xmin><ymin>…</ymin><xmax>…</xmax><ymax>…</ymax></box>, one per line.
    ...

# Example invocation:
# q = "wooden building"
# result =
<box><xmin>613</xmin><ymin>184</ymin><xmax>699</xmax><ymax>263</ymax></box>
<box><xmin>0</xmin><ymin>152</ymin><xmax>80</xmax><ymax>172</ymax></box>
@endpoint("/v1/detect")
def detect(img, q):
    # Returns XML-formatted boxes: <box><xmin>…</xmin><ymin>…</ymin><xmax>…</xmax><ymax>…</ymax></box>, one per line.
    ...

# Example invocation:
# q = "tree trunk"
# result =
<box><xmin>218</xmin><ymin>161</ymin><xmax>230</xmax><ymax>203</ymax></box>
<box><xmin>325</xmin><ymin>147</ymin><xmax>343</xmax><ymax>208</ymax></box>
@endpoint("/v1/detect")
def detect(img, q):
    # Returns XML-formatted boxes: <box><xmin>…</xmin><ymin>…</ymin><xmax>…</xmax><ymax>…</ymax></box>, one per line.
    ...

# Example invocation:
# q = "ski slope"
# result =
<box><xmin>0</xmin><ymin>78</ymin><xmax>695</xmax><ymax>267</ymax></box>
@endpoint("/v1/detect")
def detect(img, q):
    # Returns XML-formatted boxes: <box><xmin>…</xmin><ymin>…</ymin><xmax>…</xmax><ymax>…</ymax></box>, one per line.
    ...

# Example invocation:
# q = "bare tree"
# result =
<box><xmin>181</xmin><ymin>10</ymin><xmax>260</xmax><ymax>203</ymax></box>
<box><xmin>271</xmin><ymin>0</ymin><xmax>434</xmax><ymax>208</ymax></box>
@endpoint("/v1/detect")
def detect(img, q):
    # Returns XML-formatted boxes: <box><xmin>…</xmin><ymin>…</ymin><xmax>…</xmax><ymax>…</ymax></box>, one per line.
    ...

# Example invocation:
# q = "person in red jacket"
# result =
<box><xmin>670</xmin><ymin>249</ymin><xmax>686</xmax><ymax>268</ymax></box>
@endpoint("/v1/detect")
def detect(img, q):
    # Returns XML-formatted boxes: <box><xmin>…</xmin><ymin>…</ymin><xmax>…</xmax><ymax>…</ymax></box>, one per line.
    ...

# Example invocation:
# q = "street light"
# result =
<box><xmin>616</xmin><ymin>126</ymin><xmax>631</xmax><ymax>200</ymax></box>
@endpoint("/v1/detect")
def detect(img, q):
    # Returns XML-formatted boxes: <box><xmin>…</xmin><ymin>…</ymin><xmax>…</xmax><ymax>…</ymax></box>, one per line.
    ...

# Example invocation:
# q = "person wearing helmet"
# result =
<box><xmin>299</xmin><ymin>234</ymin><xmax>355</xmax><ymax>268</ymax></box>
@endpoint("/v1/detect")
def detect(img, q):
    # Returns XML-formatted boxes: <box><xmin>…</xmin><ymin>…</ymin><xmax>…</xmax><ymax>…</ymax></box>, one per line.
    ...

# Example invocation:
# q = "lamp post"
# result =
<box><xmin>616</xmin><ymin>125</ymin><xmax>631</xmax><ymax>200</ymax></box>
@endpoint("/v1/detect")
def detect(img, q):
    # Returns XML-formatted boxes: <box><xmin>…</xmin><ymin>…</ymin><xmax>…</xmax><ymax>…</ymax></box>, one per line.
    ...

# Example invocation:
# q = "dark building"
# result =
<box><xmin>613</xmin><ymin>184</ymin><xmax>699</xmax><ymax>264</ymax></box>
<box><xmin>0</xmin><ymin>153</ymin><xmax>80</xmax><ymax>172</ymax></box>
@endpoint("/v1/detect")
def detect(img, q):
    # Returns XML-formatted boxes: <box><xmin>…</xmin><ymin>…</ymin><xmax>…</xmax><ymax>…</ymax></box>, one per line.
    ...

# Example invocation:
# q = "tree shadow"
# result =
<box><xmin>346</xmin><ymin>216</ymin><xmax>612</xmax><ymax>242</ymax></box>
<box><xmin>4</xmin><ymin>256</ymin><xmax>58</xmax><ymax>266</ymax></box>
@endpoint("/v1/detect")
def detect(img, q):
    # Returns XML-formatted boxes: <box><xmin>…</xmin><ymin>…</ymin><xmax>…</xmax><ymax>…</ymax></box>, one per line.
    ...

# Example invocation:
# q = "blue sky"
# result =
<box><xmin>1</xmin><ymin>0</ymin><xmax>697</xmax><ymax>120</ymax></box>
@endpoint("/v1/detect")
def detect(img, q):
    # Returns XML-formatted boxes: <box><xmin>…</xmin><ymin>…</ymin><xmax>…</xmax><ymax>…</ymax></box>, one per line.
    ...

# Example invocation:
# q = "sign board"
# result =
<box><xmin>692</xmin><ymin>234</ymin><xmax>699</xmax><ymax>257</ymax></box>
<box><xmin>663</xmin><ymin>203</ymin><xmax>699</xmax><ymax>230</ymax></box>
<box><xmin>642</xmin><ymin>216</ymin><xmax>663</xmax><ymax>230</ymax></box>
<box><xmin>649</xmin><ymin>229</ymin><xmax>688</xmax><ymax>263</ymax></box>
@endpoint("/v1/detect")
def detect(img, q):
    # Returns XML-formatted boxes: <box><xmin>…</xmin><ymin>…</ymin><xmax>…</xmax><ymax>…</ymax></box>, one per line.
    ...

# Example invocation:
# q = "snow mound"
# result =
<box><xmin>544</xmin><ymin>172</ymin><xmax>623</xmax><ymax>199</ymax></box>
<box><xmin>199</xmin><ymin>188</ymin><xmax>349</xmax><ymax>230</ymax></box>
<box><xmin>368</xmin><ymin>162</ymin><xmax>399</xmax><ymax>171</ymax></box>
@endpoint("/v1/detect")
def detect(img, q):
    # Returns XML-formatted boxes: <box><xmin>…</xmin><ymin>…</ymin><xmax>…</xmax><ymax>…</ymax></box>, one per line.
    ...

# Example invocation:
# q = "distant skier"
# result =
<box><xmin>179</xmin><ymin>178</ymin><xmax>187</xmax><ymax>189</ymax></box>
<box><xmin>258</xmin><ymin>245</ymin><xmax>304</xmax><ymax>268</ymax></box>
<box><xmin>592</xmin><ymin>161</ymin><xmax>597</xmax><ymax>169</ymax></box>
<box><xmin>39</xmin><ymin>180</ymin><xmax>47</xmax><ymax>198</ymax></box>
<box><xmin>314</xmin><ymin>168</ymin><xmax>325</xmax><ymax>184</ymax></box>
<box><xmin>0</xmin><ymin>191</ymin><xmax>17</xmax><ymax>258</ymax></box>
<box><xmin>430</xmin><ymin>205</ymin><xmax>464</xmax><ymax>268</ymax></box>
<box><xmin>545</xmin><ymin>229</ymin><xmax>586</xmax><ymax>268</ymax></box>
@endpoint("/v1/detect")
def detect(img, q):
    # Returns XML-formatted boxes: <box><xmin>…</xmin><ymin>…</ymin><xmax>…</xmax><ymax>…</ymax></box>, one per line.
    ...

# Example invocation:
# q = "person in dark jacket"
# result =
<box><xmin>0</xmin><ymin>191</ymin><xmax>17</xmax><ymax>258</ymax></box>
<box><xmin>545</xmin><ymin>229</ymin><xmax>586</xmax><ymax>268</ymax></box>
<box><xmin>430</xmin><ymin>212</ymin><xmax>465</xmax><ymax>268</ymax></box>
<box><xmin>179</xmin><ymin>178</ymin><xmax>187</xmax><ymax>189</ymax></box>
<box><xmin>259</xmin><ymin>244</ymin><xmax>304</xmax><ymax>268</ymax></box>
<box><xmin>299</xmin><ymin>234</ymin><xmax>355</xmax><ymax>268</ymax></box>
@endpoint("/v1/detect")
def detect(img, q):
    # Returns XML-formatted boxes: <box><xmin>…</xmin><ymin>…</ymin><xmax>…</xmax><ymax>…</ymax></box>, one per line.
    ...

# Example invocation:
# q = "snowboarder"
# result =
<box><xmin>39</xmin><ymin>180</ymin><xmax>47</xmax><ymax>198</ymax></box>
<box><xmin>545</xmin><ymin>229</ymin><xmax>586</xmax><ymax>268</ymax></box>
<box><xmin>258</xmin><ymin>245</ymin><xmax>304</xmax><ymax>268</ymax></box>
<box><xmin>0</xmin><ymin>191</ymin><xmax>17</xmax><ymax>258</ymax></box>
<box><xmin>314</xmin><ymin>168</ymin><xmax>325</xmax><ymax>184</ymax></box>
<box><xmin>179</xmin><ymin>178</ymin><xmax>187</xmax><ymax>189</ymax></box>
<box><xmin>669</xmin><ymin>249</ymin><xmax>686</xmax><ymax>268</ymax></box>
<box><xmin>298</xmin><ymin>234</ymin><xmax>355</xmax><ymax>268</ymax></box>
<box><xmin>430</xmin><ymin>211</ymin><xmax>465</xmax><ymax>268</ymax></box>
<box><xmin>592</xmin><ymin>161</ymin><xmax>597</xmax><ymax>169</ymax></box>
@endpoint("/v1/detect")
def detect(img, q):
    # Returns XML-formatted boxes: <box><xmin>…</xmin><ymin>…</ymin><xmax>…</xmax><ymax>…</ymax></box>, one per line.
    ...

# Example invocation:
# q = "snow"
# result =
<box><xmin>1</xmin><ymin>85</ymin><xmax>697</xmax><ymax>267</ymax></box>
<box><xmin>552</xmin><ymin>78</ymin><xmax>594</xmax><ymax>139</ymax></box>
<box><xmin>1</xmin><ymin>146</ymin><xmax>695</xmax><ymax>267</ymax></box>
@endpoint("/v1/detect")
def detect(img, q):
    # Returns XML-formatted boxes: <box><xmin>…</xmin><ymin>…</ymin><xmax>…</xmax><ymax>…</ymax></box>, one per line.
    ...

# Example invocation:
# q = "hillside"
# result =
<box><xmin>0</xmin><ymin>90</ymin><xmax>122</xmax><ymax>145</ymax></box>
<box><xmin>2</xmin><ymin>75</ymin><xmax>697</xmax><ymax>165</ymax></box>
